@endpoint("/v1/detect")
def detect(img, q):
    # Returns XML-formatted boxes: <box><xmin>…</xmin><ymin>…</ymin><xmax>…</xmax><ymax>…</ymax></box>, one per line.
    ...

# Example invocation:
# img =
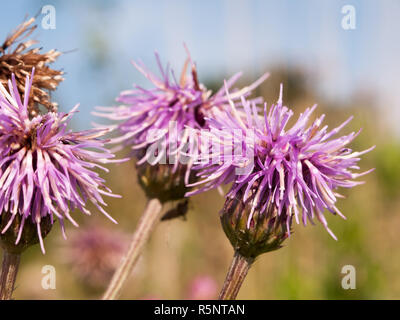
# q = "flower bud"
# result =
<box><xmin>0</xmin><ymin>212</ymin><xmax>53</xmax><ymax>254</ymax></box>
<box><xmin>220</xmin><ymin>186</ymin><xmax>291</xmax><ymax>259</ymax></box>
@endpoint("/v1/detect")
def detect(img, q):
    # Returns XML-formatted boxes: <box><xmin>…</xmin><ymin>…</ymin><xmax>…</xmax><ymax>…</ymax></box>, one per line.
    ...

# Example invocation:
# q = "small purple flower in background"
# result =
<box><xmin>63</xmin><ymin>224</ymin><xmax>129</xmax><ymax>289</ymax></box>
<box><xmin>0</xmin><ymin>69</ymin><xmax>120</xmax><ymax>253</ymax></box>
<box><xmin>136</xmin><ymin>275</ymin><xmax>218</xmax><ymax>300</ymax></box>
<box><xmin>187</xmin><ymin>275</ymin><xmax>218</xmax><ymax>300</ymax></box>
<box><xmin>190</xmin><ymin>84</ymin><xmax>375</xmax><ymax>239</ymax></box>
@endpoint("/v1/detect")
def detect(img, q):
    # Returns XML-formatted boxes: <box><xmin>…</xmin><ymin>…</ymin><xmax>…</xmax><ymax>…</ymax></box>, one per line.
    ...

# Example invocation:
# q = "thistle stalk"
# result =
<box><xmin>219</xmin><ymin>251</ymin><xmax>253</xmax><ymax>300</ymax></box>
<box><xmin>102</xmin><ymin>198</ymin><xmax>163</xmax><ymax>300</ymax></box>
<box><xmin>0</xmin><ymin>251</ymin><xmax>21</xmax><ymax>300</ymax></box>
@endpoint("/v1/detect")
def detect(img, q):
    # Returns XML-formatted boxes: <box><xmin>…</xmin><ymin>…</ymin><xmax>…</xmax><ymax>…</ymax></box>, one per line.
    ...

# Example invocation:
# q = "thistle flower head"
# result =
<box><xmin>189</xmin><ymin>84</ymin><xmax>374</xmax><ymax>246</ymax></box>
<box><xmin>0</xmin><ymin>17</ymin><xmax>64</xmax><ymax>117</ymax></box>
<box><xmin>94</xmin><ymin>51</ymin><xmax>266</xmax><ymax>161</ymax></box>
<box><xmin>0</xmin><ymin>70</ymin><xmax>120</xmax><ymax>253</ymax></box>
<box><xmin>94</xmin><ymin>50</ymin><xmax>267</xmax><ymax>202</ymax></box>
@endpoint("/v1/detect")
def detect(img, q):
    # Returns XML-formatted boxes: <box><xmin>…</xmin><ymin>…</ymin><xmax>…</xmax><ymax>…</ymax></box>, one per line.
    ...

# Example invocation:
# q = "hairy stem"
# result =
<box><xmin>0</xmin><ymin>250</ymin><xmax>21</xmax><ymax>300</ymax></box>
<box><xmin>102</xmin><ymin>198</ymin><xmax>163</xmax><ymax>300</ymax></box>
<box><xmin>219</xmin><ymin>251</ymin><xmax>254</xmax><ymax>300</ymax></box>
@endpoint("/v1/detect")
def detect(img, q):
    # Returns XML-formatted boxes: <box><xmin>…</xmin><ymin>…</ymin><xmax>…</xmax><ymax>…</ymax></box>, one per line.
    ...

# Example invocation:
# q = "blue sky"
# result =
<box><xmin>0</xmin><ymin>0</ymin><xmax>398</xmax><ymax>134</ymax></box>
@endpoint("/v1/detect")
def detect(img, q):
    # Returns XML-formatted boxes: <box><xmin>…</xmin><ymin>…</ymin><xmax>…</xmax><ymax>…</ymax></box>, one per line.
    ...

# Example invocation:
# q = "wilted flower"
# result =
<box><xmin>139</xmin><ymin>294</ymin><xmax>163</xmax><ymax>300</ymax></box>
<box><xmin>63</xmin><ymin>224</ymin><xmax>128</xmax><ymax>288</ymax></box>
<box><xmin>189</xmin><ymin>84</ymin><xmax>374</xmax><ymax>255</ymax></box>
<box><xmin>0</xmin><ymin>17</ymin><xmax>63</xmax><ymax>117</ymax></box>
<box><xmin>0</xmin><ymin>70</ymin><xmax>120</xmax><ymax>254</ymax></box>
<box><xmin>94</xmin><ymin>51</ymin><xmax>267</xmax><ymax>202</ymax></box>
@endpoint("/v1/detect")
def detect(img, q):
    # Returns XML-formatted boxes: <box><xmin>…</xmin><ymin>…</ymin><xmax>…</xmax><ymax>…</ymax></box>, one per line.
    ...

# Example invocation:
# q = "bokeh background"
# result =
<box><xmin>1</xmin><ymin>0</ymin><xmax>399</xmax><ymax>299</ymax></box>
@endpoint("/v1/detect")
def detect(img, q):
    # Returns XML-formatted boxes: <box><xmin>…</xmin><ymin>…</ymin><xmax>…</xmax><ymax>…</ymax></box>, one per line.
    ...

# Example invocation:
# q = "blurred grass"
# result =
<box><xmin>4</xmin><ymin>67</ymin><xmax>400</xmax><ymax>300</ymax></box>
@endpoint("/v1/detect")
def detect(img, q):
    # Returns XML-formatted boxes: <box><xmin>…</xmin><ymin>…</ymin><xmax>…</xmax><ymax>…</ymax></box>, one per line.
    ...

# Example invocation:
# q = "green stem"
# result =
<box><xmin>102</xmin><ymin>198</ymin><xmax>163</xmax><ymax>300</ymax></box>
<box><xmin>219</xmin><ymin>251</ymin><xmax>254</xmax><ymax>300</ymax></box>
<box><xmin>0</xmin><ymin>250</ymin><xmax>21</xmax><ymax>300</ymax></box>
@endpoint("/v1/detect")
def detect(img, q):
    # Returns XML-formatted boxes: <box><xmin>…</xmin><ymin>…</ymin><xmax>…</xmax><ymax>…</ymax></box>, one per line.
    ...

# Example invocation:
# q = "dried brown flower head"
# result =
<box><xmin>0</xmin><ymin>16</ymin><xmax>64</xmax><ymax>117</ymax></box>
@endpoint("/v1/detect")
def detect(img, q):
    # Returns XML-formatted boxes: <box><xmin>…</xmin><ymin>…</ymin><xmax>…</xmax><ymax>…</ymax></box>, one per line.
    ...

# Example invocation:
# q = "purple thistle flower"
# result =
<box><xmin>0</xmin><ymin>69</ymin><xmax>120</xmax><ymax>253</ymax></box>
<box><xmin>189</xmin><ymin>84</ymin><xmax>374</xmax><ymax>239</ymax></box>
<box><xmin>94</xmin><ymin>50</ymin><xmax>268</xmax><ymax>181</ymax></box>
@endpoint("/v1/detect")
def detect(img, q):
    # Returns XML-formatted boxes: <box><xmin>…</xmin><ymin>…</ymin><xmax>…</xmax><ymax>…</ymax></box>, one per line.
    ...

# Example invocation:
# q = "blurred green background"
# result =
<box><xmin>1</xmin><ymin>0</ymin><xmax>399</xmax><ymax>299</ymax></box>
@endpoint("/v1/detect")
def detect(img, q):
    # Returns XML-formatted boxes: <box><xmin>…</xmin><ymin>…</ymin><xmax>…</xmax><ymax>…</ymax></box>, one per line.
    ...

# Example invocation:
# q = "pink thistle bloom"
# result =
<box><xmin>188</xmin><ymin>84</ymin><xmax>375</xmax><ymax>239</ymax></box>
<box><xmin>93</xmin><ymin>50</ymin><xmax>268</xmax><ymax>182</ymax></box>
<box><xmin>0</xmin><ymin>69</ymin><xmax>121</xmax><ymax>253</ymax></box>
